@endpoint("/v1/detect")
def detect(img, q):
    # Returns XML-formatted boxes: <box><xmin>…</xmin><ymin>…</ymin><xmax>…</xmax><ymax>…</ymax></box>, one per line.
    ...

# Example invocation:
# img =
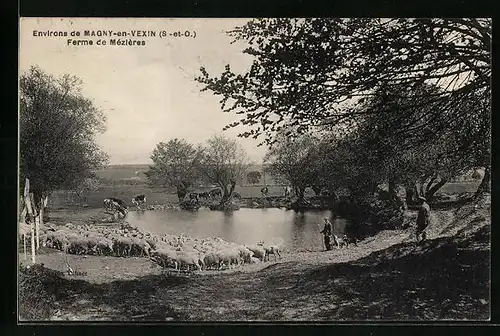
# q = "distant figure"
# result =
<box><xmin>283</xmin><ymin>186</ymin><xmax>292</xmax><ymax>198</ymax></box>
<box><xmin>320</xmin><ymin>218</ymin><xmax>333</xmax><ymax>251</ymax></box>
<box><xmin>416</xmin><ymin>196</ymin><xmax>431</xmax><ymax>242</ymax></box>
<box><xmin>261</xmin><ymin>186</ymin><xmax>269</xmax><ymax>197</ymax></box>
<box><xmin>132</xmin><ymin>194</ymin><xmax>147</xmax><ymax>210</ymax></box>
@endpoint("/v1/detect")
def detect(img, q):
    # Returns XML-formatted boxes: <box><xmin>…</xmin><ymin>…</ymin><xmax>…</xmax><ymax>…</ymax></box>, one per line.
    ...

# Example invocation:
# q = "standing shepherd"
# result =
<box><xmin>320</xmin><ymin>218</ymin><xmax>333</xmax><ymax>251</ymax></box>
<box><xmin>283</xmin><ymin>186</ymin><xmax>292</xmax><ymax>198</ymax></box>
<box><xmin>416</xmin><ymin>196</ymin><xmax>431</xmax><ymax>242</ymax></box>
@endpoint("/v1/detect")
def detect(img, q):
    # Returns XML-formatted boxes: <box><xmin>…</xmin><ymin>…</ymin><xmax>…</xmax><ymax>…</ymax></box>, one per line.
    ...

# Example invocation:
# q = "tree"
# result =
<box><xmin>345</xmin><ymin>82</ymin><xmax>488</xmax><ymax>203</ymax></box>
<box><xmin>20</xmin><ymin>66</ymin><xmax>109</xmax><ymax>204</ymax></box>
<box><xmin>74</xmin><ymin>175</ymin><xmax>100</xmax><ymax>206</ymax></box>
<box><xmin>196</xmin><ymin>18</ymin><xmax>491</xmax><ymax>194</ymax></box>
<box><xmin>264</xmin><ymin>133</ymin><xmax>318</xmax><ymax>203</ymax></box>
<box><xmin>198</xmin><ymin>135</ymin><xmax>249</xmax><ymax>208</ymax></box>
<box><xmin>246</xmin><ymin>171</ymin><xmax>262</xmax><ymax>185</ymax></box>
<box><xmin>145</xmin><ymin>138</ymin><xmax>201</xmax><ymax>202</ymax></box>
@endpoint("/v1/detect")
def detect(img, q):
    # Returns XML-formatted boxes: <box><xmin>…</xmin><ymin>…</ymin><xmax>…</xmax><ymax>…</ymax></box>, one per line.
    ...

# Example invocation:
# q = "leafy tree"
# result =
<box><xmin>264</xmin><ymin>133</ymin><xmax>318</xmax><ymax>203</ymax></box>
<box><xmin>246</xmin><ymin>171</ymin><xmax>262</xmax><ymax>185</ymax></box>
<box><xmin>145</xmin><ymin>138</ymin><xmax>201</xmax><ymax>202</ymax></box>
<box><xmin>197</xmin><ymin>18</ymin><xmax>491</xmax><ymax>194</ymax></box>
<box><xmin>20</xmin><ymin>66</ymin><xmax>108</xmax><ymax>204</ymax></box>
<box><xmin>74</xmin><ymin>175</ymin><xmax>100</xmax><ymax>206</ymax></box>
<box><xmin>198</xmin><ymin>135</ymin><xmax>249</xmax><ymax>208</ymax></box>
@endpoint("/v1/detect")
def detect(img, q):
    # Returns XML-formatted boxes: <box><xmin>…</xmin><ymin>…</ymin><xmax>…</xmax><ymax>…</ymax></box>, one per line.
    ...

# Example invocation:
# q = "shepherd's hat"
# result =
<box><xmin>418</xmin><ymin>196</ymin><xmax>427</xmax><ymax>201</ymax></box>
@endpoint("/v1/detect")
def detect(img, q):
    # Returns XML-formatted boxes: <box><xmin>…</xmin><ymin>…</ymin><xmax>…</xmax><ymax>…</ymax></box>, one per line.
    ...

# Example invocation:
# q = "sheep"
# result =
<box><xmin>246</xmin><ymin>244</ymin><xmax>267</xmax><ymax>261</ymax></box>
<box><xmin>257</xmin><ymin>242</ymin><xmax>282</xmax><ymax>261</ymax></box>
<box><xmin>151</xmin><ymin>247</ymin><xmax>178</xmax><ymax>269</ymax></box>
<box><xmin>113</xmin><ymin>236</ymin><xmax>134</xmax><ymax>257</ymax></box>
<box><xmin>217</xmin><ymin>248</ymin><xmax>241</xmax><ymax>270</ymax></box>
<box><xmin>249</xmin><ymin>256</ymin><xmax>261</xmax><ymax>264</ymax></box>
<box><xmin>130</xmin><ymin>237</ymin><xmax>151</xmax><ymax>257</ymax></box>
<box><xmin>175</xmin><ymin>251</ymin><xmax>202</xmax><ymax>271</ymax></box>
<box><xmin>236</xmin><ymin>246</ymin><xmax>255</xmax><ymax>263</ymax></box>
<box><xmin>203</xmin><ymin>252</ymin><xmax>221</xmax><ymax>270</ymax></box>
<box><xmin>144</xmin><ymin>237</ymin><xmax>157</xmax><ymax>250</ymax></box>
<box><xmin>96</xmin><ymin>237</ymin><xmax>114</xmax><ymax>255</ymax></box>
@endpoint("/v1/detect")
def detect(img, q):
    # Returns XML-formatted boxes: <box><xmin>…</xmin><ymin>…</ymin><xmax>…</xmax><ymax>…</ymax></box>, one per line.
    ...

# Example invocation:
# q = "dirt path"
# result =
<box><xmin>19</xmin><ymin>205</ymin><xmax>490</xmax><ymax>321</ymax></box>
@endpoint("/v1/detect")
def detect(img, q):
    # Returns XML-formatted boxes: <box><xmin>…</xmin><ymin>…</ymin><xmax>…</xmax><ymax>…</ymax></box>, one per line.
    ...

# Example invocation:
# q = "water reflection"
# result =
<box><xmin>127</xmin><ymin>208</ymin><xmax>350</xmax><ymax>251</ymax></box>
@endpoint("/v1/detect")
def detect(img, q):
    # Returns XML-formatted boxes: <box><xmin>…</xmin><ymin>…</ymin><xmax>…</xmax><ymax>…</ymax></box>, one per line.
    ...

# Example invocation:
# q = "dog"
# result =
<box><xmin>342</xmin><ymin>234</ymin><xmax>359</xmax><ymax>248</ymax></box>
<box><xmin>332</xmin><ymin>234</ymin><xmax>348</xmax><ymax>249</ymax></box>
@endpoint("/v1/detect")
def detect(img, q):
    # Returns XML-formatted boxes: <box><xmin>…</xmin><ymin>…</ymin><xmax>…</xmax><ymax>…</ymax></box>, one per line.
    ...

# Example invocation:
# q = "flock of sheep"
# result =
<box><xmin>37</xmin><ymin>223</ymin><xmax>283</xmax><ymax>272</ymax></box>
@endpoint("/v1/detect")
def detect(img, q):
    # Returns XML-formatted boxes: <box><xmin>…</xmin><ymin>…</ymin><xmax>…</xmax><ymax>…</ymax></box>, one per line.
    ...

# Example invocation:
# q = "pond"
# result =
<box><xmin>126</xmin><ymin>208</ymin><xmax>350</xmax><ymax>251</ymax></box>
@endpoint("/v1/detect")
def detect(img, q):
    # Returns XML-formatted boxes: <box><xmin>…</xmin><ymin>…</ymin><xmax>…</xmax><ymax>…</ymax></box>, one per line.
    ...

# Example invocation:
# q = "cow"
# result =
<box><xmin>261</xmin><ymin>186</ymin><xmax>269</xmax><ymax>197</ymax></box>
<box><xmin>104</xmin><ymin>197</ymin><xmax>127</xmax><ymax>213</ymax></box>
<box><xmin>104</xmin><ymin>198</ymin><xmax>128</xmax><ymax>216</ymax></box>
<box><xmin>131</xmin><ymin>194</ymin><xmax>146</xmax><ymax>210</ymax></box>
<box><xmin>208</xmin><ymin>188</ymin><xmax>222</xmax><ymax>199</ymax></box>
<box><xmin>198</xmin><ymin>192</ymin><xmax>210</xmax><ymax>200</ymax></box>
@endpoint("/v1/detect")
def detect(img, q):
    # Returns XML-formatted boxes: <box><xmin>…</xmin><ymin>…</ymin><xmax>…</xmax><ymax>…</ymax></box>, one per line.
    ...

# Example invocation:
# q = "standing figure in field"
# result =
<box><xmin>261</xmin><ymin>186</ymin><xmax>269</xmax><ymax>198</ymax></box>
<box><xmin>320</xmin><ymin>218</ymin><xmax>333</xmax><ymax>251</ymax></box>
<box><xmin>132</xmin><ymin>194</ymin><xmax>147</xmax><ymax>211</ymax></box>
<box><xmin>416</xmin><ymin>196</ymin><xmax>431</xmax><ymax>242</ymax></box>
<box><xmin>283</xmin><ymin>186</ymin><xmax>292</xmax><ymax>198</ymax></box>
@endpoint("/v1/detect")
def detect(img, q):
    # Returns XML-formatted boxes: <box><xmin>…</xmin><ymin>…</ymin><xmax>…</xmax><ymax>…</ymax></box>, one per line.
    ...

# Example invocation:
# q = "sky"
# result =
<box><xmin>19</xmin><ymin>18</ymin><xmax>268</xmax><ymax>165</ymax></box>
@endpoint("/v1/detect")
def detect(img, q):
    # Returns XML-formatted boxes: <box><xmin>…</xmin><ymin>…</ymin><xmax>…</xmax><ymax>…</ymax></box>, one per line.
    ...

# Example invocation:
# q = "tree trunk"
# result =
<box><xmin>297</xmin><ymin>187</ymin><xmax>306</xmax><ymax>204</ymax></box>
<box><xmin>474</xmin><ymin>166</ymin><xmax>491</xmax><ymax>198</ymax></box>
<box><xmin>425</xmin><ymin>177</ymin><xmax>448</xmax><ymax>201</ymax></box>
<box><xmin>405</xmin><ymin>184</ymin><xmax>417</xmax><ymax>206</ymax></box>
<box><xmin>388</xmin><ymin>180</ymin><xmax>397</xmax><ymax>201</ymax></box>
<box><xmin>425</xmin><ymin>174</ymin><xmax>439</xmax><ymax>194</ymax></box>
<box><xmin>176</xmin><ymin>185</ymin><xmax>187</xmax><ymax>203</ymax></box>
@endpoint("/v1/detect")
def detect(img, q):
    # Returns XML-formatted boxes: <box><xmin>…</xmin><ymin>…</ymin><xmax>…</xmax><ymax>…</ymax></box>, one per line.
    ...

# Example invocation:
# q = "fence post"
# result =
<box><xmin>24</xmin><ymin>179</ymin><xmax>36</xmax><ymax>264</ymax></box>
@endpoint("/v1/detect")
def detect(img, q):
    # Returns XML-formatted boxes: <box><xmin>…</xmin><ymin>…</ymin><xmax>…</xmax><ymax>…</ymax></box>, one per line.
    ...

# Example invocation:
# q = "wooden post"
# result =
<box><xmin>23</xmin><ymin>234</ymin><xmax>27</xmax><ymax>260</ymax></box>
<box><xmin>24</xmin><ymin>179</ymin><xmax>36</xmax><ymax>264</ymax></box>
<box><xmin>30</xmin><ymin>193</ymin><xmax>39</xmax><ymax>255</ymax></box>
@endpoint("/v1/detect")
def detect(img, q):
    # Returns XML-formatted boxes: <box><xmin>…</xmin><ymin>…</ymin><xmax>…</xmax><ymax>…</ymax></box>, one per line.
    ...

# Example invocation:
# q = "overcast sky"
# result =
<box><xmin>19</xmin><ymin>18</ymin><xmax>268</xmax><ymax>165</ymax></box>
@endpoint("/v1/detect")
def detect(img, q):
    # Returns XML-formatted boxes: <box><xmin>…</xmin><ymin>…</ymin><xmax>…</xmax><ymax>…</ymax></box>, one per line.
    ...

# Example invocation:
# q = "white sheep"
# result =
<box><xmin>257</xmin><ymin>242</ymin><xmax>282</xmax><ymax>261</ymax></box>
<box><xmin>217</xmin><ymin>248</ymin><xmax>241</xmax><ymax>270</ymax></box>
<box><xmin>175</xmin><ymin>251</ymin><xmax>202</xmax><ymax>271</ymax></box>
<box><xmin>203</xmin><ymin>252</ymin><xmax>220</xmax><ymax>270</ymax></box>
<box><xmin>246</xmin><ymin>244</ymin><xmax>267</xmax><ymax>261</ymax></box>
<box><xmin>151</xmin><ymin>247</ymin><xmax>178</xmax><ymax>269</ymax></box>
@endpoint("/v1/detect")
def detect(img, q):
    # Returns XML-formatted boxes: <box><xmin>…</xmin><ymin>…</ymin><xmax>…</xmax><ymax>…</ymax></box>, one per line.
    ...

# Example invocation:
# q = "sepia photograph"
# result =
<box><xmin>18</xmin><ymin>17</ymin><xmax>491</xmax><ymax>322</ymax></box>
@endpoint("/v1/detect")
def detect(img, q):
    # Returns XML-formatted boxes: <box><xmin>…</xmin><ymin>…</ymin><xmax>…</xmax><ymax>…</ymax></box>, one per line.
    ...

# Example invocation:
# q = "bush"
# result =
<box><xmin>18</xmin><ymin>264</ymin><xmax>58</xmax><ymax>320</ymax></box>
<box><xmin>338</xmin><ymin>192</ymin><xmax>405</xmax><ymax>238</ymax></box>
